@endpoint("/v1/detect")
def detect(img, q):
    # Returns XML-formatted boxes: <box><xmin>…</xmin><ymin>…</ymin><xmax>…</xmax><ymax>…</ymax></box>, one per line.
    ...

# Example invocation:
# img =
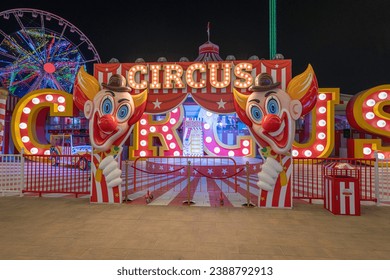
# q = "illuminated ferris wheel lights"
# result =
<box><xmin>0</xmin><ymin>8</ymin><xmax>101</xmax><ymax>97</ymax></box>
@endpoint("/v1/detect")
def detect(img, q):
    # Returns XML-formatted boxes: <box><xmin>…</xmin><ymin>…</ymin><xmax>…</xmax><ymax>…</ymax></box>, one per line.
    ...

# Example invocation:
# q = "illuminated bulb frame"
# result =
<box><xmin>292</xmin><ymin>88</ymin><xmax>340</xmax><ymax>159</ymax></box>
<box><xmin>149</xmin><ymin>64</ymin><xmax>162</xmax><ymax>89</ymax></box>
<box><xmin>347</xmin><ymin>85</ymin><xmax>390</xmax><ymax>164</ymax></box>
<box><xmin>129</xmin><ymin>106</ymin><xmax>184</xmax><ymax>159</ymax></box>
<box><xmin>11</xmin><ymin>89</ymin><xmax>73</xmax><ymax>156</ymax></box>
<box><xmin>127</xmin><ymin>64</ymin><xmax>148</xmax><ymax>90</ymax></box>
<box><xmin>185</xmin><ymin>63</ymin><xmax>207</xmax><ymax>88</ymax></box>
<box><xmin>233</xmin><ymin>62</ymin><xmax>253</xmax><ymax>88</ymax></box>
<box><xmin>163</xmin><ymin>64</ymin><xmax>185</xmax><ymax>89</ymax></box>
<box><xmin>208</xmin><ymin>63</ymin><xmax>232</xmax><ymax>89</ymax></box>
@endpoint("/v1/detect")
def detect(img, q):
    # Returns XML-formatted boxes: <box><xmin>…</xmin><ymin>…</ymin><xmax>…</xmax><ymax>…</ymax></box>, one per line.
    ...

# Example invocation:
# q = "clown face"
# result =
<box><xmin>246</xmin><ymin>88</ymin><xmax>302</xmax><ymax>155</ymax></box>
<box><xmin>84</xmin><ymin>89</ymin><xmax>135</xmax><ymax>152</ymax></box>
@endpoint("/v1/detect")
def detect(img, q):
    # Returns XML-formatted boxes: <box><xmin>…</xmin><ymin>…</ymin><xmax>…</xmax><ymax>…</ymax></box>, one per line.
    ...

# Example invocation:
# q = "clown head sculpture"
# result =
<box><xmin>233</xmin><ymin>65</ymin><xmax>317</xmax><ymax>204</ymax></box>
<box><xmin>73</xmin><ymin>68</ymin><xmax>148</xmax><ymax>203</ymax></box>
<box><xmin>84</xmin><ymin>74</ymin><xmax>143</xmax><ymax>152</ymax></box>
<box><xmin>243</xmin><ymin>73</ymin><xmax>303</xmax><ymax>155</ymax></box>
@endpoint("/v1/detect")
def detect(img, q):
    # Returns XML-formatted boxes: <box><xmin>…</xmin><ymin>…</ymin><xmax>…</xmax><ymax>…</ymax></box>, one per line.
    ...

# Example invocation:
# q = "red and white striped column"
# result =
<box><xmin>258</xmin><ymin>154</ymin><xmax>292</xmax><ymax>208</ymax></box>
<box><xmin>0</xmin><ymin>88</ymin><xmax>9</xmax><ymax>154</ymax></box>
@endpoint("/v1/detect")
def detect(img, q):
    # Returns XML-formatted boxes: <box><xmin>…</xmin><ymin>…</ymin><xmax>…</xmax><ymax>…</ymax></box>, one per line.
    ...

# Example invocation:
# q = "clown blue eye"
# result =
<box><xmin>117</xmin><ymin>104</ymin><xmax>130</xmax><ymax>121</ymax></box>
<box><xmin>101</xmin><ymin>97</ymin><xmax>113</xmax><ymax>114</ymax></box>
<box><xmin>266</xmin><ymin>97</ymin><xmax>279</xmax><ymax>114</ymax></box>
<box><xmin>250</xmin><ymin>105</ymin><xmax>263</xmax><ymax>122</ymax></box>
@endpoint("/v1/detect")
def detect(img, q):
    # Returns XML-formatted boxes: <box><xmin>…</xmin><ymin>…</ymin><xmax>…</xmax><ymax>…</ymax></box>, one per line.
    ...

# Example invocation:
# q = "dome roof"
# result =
<box><xmin>195</xmin><ymin>41</ymin><xmax>222</xmax><ymax>61</ymax></box>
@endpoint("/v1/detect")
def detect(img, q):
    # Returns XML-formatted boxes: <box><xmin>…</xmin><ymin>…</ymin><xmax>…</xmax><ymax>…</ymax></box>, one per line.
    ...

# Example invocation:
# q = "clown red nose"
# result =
<box><xmin>98</xmin><ymin>115</ymin><xmax>117</xmax><ymax>133</ymax></box>
<box><xmin>262</xmin><ymin>114</ymin><xmax>281</xmax><ymax>133</ymax></box>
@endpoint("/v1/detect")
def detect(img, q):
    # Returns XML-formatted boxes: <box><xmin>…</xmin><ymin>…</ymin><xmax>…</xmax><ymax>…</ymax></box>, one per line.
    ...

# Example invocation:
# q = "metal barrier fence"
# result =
<box><xmin>293</xmin><ymin>157</ymin><xmax>376</xmax><ymax>203</ymax></box>
<box><xmin>125</xmin><ymin>156</ymin><xmax>250</xmax><ymax>207</ymax></box>
<box><xmin>1</xmin><ymin>152</ymin><xmax>387</xmax><ymax>206</ymax></box>
<box><xmin>375</xmin><ymin>154</ymin><xmax>390</xmax><ymax>203</ymax></box>
<box><xmin>23</xmin><ymin>154</ymin><xmax>90</xmax><ymax>197</ymax></box>
<box><xmin>0</xmin><ymin>153</ymin><xmax>24</xmax><ymax>196</ymax></box>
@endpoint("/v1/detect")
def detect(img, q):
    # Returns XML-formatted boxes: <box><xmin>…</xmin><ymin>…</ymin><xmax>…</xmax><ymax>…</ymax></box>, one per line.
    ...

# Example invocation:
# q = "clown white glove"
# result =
<box><xmin>257</xmin><ymin>157</ymin><xmax>283</xmax><ymax>191</ymax></box>
<box><xmin>99</xmin><ymin>155</ymin><xmax>122</xmax><ymax>188</ymax></box>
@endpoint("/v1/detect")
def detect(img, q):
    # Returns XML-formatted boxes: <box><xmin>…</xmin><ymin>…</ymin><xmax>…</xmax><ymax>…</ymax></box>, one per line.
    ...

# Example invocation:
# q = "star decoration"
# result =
<box><xmin>169</xmin><ymin>166</ymin><xmax>174</xmax><ymax>171</ymax></box>
<box><xmin>193</xmin><ymin>169</ymin><xmax>198</xmax><ymax>175</ymax></box>
<box><xmin>221</xmin><ymin>168</ymin><xmax>228</xmax><ymax>175</ymax></box>
<box><xmin>207</xmin><ymin>168</ymin><xmax>214</xmax><ymax>175</ymax></box>
<box><xmin>159</xmin><ymin>166</ymin><xmax>163</xmax><ymax>170</ymax></box>
<box><xmin>153</xmin><ymin>98</ymin><xmax>162</xmax><ymax>108</ymax></box>
<box><xmin>180</xmin><ymin>168</ymin><xmax>185</xmax><ymax>174</ymax></box>
<box><xmin>216</xmin><ymin>99</ymin><xmax>226</xmax><ymax>109</ymax></box>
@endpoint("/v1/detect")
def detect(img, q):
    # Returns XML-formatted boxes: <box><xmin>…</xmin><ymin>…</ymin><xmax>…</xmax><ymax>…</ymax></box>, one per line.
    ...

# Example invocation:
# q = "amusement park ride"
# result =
<box><xmin>0</xmin><ymin>5</ymin><xmax>389</xmax><ymax>209</ymax></box>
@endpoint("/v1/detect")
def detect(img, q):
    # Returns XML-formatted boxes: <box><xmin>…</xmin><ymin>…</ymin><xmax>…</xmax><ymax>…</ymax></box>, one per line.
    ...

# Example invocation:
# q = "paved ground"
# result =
<box><xmin>1</xmin><ymin>196</ymin><xmax>390</xmax><ymax>260</ymax></box>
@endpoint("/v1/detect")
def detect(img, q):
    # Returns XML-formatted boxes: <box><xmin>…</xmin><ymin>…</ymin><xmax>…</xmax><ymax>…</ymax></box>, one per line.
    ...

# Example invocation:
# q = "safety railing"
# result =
<box><xmin>293</xmin><ymin>157</ymin><xmax>376</xmax><ymax>202</ymax></box>
<box><xmin>0</xmin><ymin>153</ymin><xmax>24</xmax><ymax>196</ymax></box>
<box><xmin>124</xmin><ymin>156</ymin><xmax>251</xmax><ymax>207</ymax></box>
<box><xmin>374</xmin><ymin>152</ymin><xmax>390</xmax><ymax>204</ymax></box>
<box><xmin>23</xmin><ymin>154</ymin><xmax>90</xmax><ymax>197</ymax></box>
<box><xmin>2</xmin><ymin>151</ymin><xmax>387</xmax><ymax>207</ymax></box>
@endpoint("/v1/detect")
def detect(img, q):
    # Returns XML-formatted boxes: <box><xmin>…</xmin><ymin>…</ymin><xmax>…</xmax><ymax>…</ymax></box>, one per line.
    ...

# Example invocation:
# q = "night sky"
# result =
<box><xmin>1</xmin><ymin>0</ymin><xmax>389</xmax><ymax>94</ymax></box>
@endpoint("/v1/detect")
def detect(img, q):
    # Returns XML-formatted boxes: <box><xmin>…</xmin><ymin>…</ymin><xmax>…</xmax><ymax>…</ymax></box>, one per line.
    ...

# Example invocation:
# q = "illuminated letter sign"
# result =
<box><xmin>163</xmin><ymin>64</ymin><xmax>185</xmax><ymax>89</ymax></box>
<box><xmin>95</xmin><ymin>60</ymin><xmax>292</xmax><ymax>158</ymax></box>
<box><xmin>208</xmin><ymin>62</ymin><xmax>232</xmax><ymax>88</ymax></box>
<box><xmin>11</xmin><ymin>89</ymin><xmax>73</xmax><ymax>155</ymax></box>
<box><xmin>129</xmin><ymin>106</ymin><xmax>183</xmax><ymax>159</ymax></box>
<box><xmin>293</xmin><ymin>88</ymin><xmax>340</xmax><ymax>158</ymax></box>
<box><xmin>127</xmin><ymin>64</ymin><xmax>148</xmax><ymax>90</ymax></box>
<box><xmin>234</xmin><ymin>63</ymin><xmax>253</xmax><ymax>89</ymax></box>
<box><xmin>346</xmin><ymin>85</ymin><xmax>390</xmax><ymax>160</ymax></box>
<box><xmin>185</xmin><ymin>63</ymin><xmax>207</xmax><ymax>89</ymax></box>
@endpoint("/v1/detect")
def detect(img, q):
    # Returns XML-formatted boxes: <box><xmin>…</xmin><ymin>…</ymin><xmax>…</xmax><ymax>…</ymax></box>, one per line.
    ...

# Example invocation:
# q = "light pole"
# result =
<box><xmin>269</xmin><ymin>0</ymin><xmax>277</xmax><ymax>59</ymax></box>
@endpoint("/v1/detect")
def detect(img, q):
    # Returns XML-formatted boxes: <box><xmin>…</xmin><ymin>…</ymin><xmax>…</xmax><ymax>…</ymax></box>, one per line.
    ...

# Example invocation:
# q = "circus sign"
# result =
<box><xmin>94</xmin><ymin>60</ymin><xmax>292</xmax><ymax>114</ymax></box>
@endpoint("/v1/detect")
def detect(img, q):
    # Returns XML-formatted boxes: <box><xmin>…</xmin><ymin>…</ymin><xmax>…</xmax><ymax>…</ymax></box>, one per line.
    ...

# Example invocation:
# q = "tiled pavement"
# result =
<box><xmin>1</xmin><ymin>196</ymin><xmax>390</xmax><ymax>260</ymax></box>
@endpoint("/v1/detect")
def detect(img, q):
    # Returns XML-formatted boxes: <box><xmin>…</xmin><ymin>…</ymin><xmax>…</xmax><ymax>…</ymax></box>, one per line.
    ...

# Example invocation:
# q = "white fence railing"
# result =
<box><xmin>375</xmin><ymin>152</ymin><xmax>390</xmax><ymax>204</ymax></box>
<box><xmin>0</xmin><ymin>153</ymin><xmax>24</xmax><ymax>196</ymax></box>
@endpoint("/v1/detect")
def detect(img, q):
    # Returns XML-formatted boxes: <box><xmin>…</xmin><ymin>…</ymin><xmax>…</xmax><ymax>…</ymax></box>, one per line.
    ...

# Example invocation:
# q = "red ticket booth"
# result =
<box><xmin>323</xmin><ymin>163</ymin><xmax>360</xmax><ymax>216</ymax></box>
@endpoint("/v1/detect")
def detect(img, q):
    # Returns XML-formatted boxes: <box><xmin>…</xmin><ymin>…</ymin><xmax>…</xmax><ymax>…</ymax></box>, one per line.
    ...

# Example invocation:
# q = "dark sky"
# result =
<box><xmin>1</xmin><ymin>0</ymin><xmax>389</xmax><ymax>94</ymax></box>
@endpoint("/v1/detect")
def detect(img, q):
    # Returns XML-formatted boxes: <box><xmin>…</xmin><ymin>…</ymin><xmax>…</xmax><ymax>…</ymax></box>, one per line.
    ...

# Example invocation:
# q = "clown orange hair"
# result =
<box><xmin>233</xmin><ymin>88</ymin><xmax>252</xmax><ymax>127</ymax></box>
<box><xmin>73</xmin><ymin>67</ymin><xmax>148</xmax><ymax>115</ymax></box>
<box><xmin>286</xmin><ymin>64</ymin><xmax>318</xmax><ymax>115</ymax></box>
<box><xmin>73</xmin><ymin>67</ymin><xmax>100</xmax><ymax>111</ymax></box>
<box><xmin>233</xmin><ymin>64</ymin><xmax>318</xmax><ymax>121</ymax></box>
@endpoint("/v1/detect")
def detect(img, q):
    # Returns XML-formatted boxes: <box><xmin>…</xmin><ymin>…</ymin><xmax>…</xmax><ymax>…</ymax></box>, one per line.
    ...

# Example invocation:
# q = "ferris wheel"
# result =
<box><xmin>0</xmin><ymin>8</ymin><xmax>101</xmax><ymax>97</ymax></box>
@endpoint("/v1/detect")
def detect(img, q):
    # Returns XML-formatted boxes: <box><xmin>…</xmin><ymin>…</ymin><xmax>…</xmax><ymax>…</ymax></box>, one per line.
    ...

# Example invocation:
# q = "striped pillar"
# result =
<box><xmin>0</xmin><ymin>88</ymin><xmax>9</xmax><ymax>154</ymax></box>
<box><xmin>259</xmin><ymin>153</ymin><xmax>292</xmax><ymax>208</ymax></box>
